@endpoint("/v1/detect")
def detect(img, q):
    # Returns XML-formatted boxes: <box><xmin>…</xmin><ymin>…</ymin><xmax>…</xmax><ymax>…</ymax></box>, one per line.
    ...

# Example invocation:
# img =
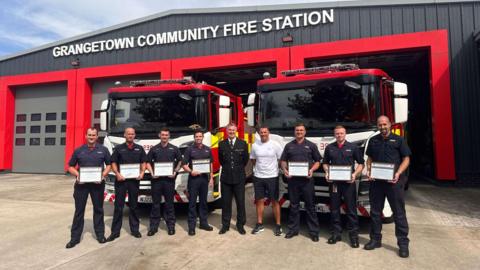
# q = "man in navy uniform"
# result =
<box><xmin>146</xmin><ymin>128</ymin><xmax>182</xmax><ymax>236</ymax></box>
<box><xmin>66</xmin><ymin>127</ymin><xmax>111</xmax><ymax>248</ymax></box>
<box><xmin>107</xmin><ymin>127</ymin><xmax>147</xmax><ymax>241</ymax></box>
<box><xmin>322</xmin><ymin>125</ymin><xmax>364</xmax><ymax>248</ymax></box>
<box><xmin>364</xmin><ymin>115</ymin><xmax>411</xmax><ymax>258</ymax></box>
<box><xmin>182</xmin><ymin>130</ymin><xmax>214</xmax><ymax>236</ymax></box>
<box><xmin>280</xmin><ymin>123</ymin><xmax>321</xmax><ymax>242</ymax></box>
<box><xmin>218</xmin><ymin>123</ymin><xmax>249</xmax><ymax>235</ymax></box>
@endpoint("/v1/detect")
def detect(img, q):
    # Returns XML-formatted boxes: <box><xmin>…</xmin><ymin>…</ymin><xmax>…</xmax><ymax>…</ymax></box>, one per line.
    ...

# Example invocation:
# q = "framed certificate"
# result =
<box><xmin>192</xmin><ymin>159</ymin><xmax>211</xmax><ymax>174</ymax></box>
<box><xmin>288</xmin><ymin>162</ymin><xmax>309</xmax><ymax>177</ymax></box>
<box><xmin>371</xmin><ymin>162</ymin><xmax>395</xmax><ymax>180</ymax></box>
<box><xmin>328</xmin><ymin>165</ymin><xmax>352</xmax><ymax>181</ymax></box>
<box><xmin>120</xmin><ymin>163</ymin><xmax>141</xmax><ymax>179</ymax></box>
<box><xmin>79</xmin><ymin>167</ymin><xmax>102</xmax><ymax>183</ymax></box>
<box><xmin>154</xmin><ymin>162</ymin><xmax>174</xmax><ymax>177</ymax></box>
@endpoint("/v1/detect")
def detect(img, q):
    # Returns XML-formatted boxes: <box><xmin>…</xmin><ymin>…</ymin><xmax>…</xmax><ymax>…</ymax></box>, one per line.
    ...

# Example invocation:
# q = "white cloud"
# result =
<box><xmin>0</xmin><ymin>0</ymin><xmax>343</xmax><ymax>56</ymax></box>
<box><xmin>0</xmin><ymin>29</ymin><xmax>55</xmax><ymax>48</ymax></box>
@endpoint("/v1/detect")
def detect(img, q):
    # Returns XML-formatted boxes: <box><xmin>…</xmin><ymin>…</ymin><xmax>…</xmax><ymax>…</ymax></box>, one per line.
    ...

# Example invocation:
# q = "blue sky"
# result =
<box><xmin>0</xmin><ymin>0</ymin><xmax>340</xmax><ymax>57</ymax></box>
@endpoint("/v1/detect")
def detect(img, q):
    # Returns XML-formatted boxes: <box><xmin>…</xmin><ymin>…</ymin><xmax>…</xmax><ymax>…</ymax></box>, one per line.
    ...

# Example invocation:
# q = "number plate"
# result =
<box><xmin>315</xmin><ymin>204</ymin><xmax>330</xmax><ymax>213</ymax></box>
<box><xmin>138</xmin><ymin>195</ymin><xmax>152</xmax><ymax>203</ymax></box>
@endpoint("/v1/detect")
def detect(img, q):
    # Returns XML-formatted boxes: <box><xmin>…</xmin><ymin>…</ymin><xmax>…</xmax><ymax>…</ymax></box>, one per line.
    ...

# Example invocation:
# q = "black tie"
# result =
<box><xmin>230</xmin><ymin>140</ymin><xmax>234</xmax><ymax>149</ymax></box>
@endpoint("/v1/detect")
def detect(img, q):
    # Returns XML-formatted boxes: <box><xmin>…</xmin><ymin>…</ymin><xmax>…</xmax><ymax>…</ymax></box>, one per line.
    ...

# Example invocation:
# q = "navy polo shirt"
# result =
<box><xmin>146</xmin><ymin>142</ymin><xmax>182</xmax><ymax>166</ymax></box>
<box><xmin>280</xmin><ymin>139</ymin><xmax>322</xmax><ymax>167</ymax></box>
<box><xmin>69</xmin><ymin>144</ymin><xmax>111</xmax><ymax>168</ymax></box>
<box><xmin>366</xmin><ymin>133</ymin><xmax>411</xmax><ymax>169</ymax></box>
<box><xmin>323</xmin><ymin>141</ymin><xmax>365</xmax><ymax>170</ymax></box>
<box><xmin>111</xmin><ymin>143</ymin><xmax>147</xmax><ymax>164</ymax></box>
<box><xmin>183</xmin><ymin>144</ymin><xmax>213</xmax><ymax>178</ymax></box>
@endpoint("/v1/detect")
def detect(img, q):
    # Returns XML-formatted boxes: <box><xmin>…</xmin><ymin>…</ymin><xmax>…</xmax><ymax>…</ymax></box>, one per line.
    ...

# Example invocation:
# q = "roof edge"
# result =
<box><xmin>1</xmin><ymin>0</ymin><xmax>476</xmax><ymax>62</ymax></box>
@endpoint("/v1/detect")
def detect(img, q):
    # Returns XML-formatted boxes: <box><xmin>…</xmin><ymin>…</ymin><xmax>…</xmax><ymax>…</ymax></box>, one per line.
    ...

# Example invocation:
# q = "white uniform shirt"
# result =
<box><xmin>250</xmin><ymin>139</ymin><xmax>283</xmax><ymax>178</ymax></box>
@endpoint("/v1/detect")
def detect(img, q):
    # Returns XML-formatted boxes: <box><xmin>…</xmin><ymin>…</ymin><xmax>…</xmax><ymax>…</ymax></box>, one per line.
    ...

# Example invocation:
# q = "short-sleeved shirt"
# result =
<box><xmin>366</xmin><ymin>133</ymin><xmax>411</xmax><ymax>170</ymax></box>
<box><xmin>111</xmin><ymin>143</ymin><xmax>147</xmax><ymax>165</ymax></box>
<box><xmin>146</xmin><ymin>142</ymin><xmax>182</xmax><ymax>166</ymax></box>
<box><xmin>323</xmin><ymin>141</ymin><xmax>365</xmax><ymax>171</ymax></box>
<box><xmin>250</xmin><ymin>139</ymin><xmax>283</xmax><ymax>178</ymax></box>
<box><xmin>183</xmin><ymin>144</ymin><xmax>213</xmax><ymax>179</ymax></box>
<box><xmin>69</xmin><ymin>144</ymin><xmax>111</xmax><ymax>168</ymax></box>
<box><xmin>280</xmin><ymin>139</ymin><xmax>322</xmax><ymax>168</ymax></box>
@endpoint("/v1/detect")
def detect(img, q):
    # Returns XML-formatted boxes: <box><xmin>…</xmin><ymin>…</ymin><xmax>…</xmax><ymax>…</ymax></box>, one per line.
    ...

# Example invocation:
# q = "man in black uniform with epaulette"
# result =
<box><xmin>322</xmin><ymin>125</ymin><xmax>364</xmax><ymax>248</ymax></box>
<box><xmin>145</xmin><ymin>128</ymin><xmax>182</xmax><ymax>236</ymax></box>
<box><xmin>66</xmin><ymin>127</ymin><xmax>111</xmax><ymax>248</ymax></box>
<box><xmin>280</xmin><ymin>123</ymin><xmax>321</xmax><ymax>242</ymax></box>
<box><xmin>364</xmin><ymin>115</ymin><xmax>411</xmax><ymax>258</ymax></box>
<box><xmin>107</xmin><ymin>127</ymin><xmax>147</xmax><ymax>241</ymax></box>
<box><xmin>182</xmin><ymin>130</ymin><xmax>214</xmax><ymax>236</ymax></box>
<box><xmin>218</xmin><ymin>123</ymin><xmax>249</xmax><ymax>235</ymax></box>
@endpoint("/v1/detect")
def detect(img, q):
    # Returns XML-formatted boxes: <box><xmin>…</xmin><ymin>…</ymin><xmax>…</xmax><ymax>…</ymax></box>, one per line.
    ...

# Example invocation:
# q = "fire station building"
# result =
<box><xmin>0</xmin><ymin>0</ymin><xmax>479</xmax><ymax>185</ymax></box>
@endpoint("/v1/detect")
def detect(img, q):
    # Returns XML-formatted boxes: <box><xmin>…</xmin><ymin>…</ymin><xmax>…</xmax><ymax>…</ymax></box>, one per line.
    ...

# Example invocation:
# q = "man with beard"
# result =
<box><xmin>364</xmin><ymin>115</ymin><xmax>411</xmax><ymax>258</ymax></box>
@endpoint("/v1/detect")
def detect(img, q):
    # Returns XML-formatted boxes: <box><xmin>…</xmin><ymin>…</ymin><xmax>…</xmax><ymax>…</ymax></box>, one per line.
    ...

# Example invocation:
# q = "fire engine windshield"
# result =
<box><xmin>109</xmin><ymin>91</ymin><xmax>208</xmax><ymax>135</ymax></box>
<box><xmin>260</xmin><ymin>80</ymin><xmax>376</xmax><ymax>132</ymax></box>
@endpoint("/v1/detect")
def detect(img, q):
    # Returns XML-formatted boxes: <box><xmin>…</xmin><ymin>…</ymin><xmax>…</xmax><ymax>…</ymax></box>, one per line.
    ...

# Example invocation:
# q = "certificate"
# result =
<box><xmin>328</xmin><ymin>165</ymin><xmax>352</xmax><ymax>181</ymax></box>
<box><xmin>192</xmin><ymin>159</ymin><xmax>211</xmax><ymax>174</ymax></box>
<box><xmin>371</xmin><ymin>162</ymin><xmax>395</xmax><ymax>180</ymax></box>
<box><xmin>154</xmin><ymin>162</ymin><xmax>174</xmax><ymax>177</ymax></box>
<box><xmin>79</xmin><ymin>167</ymin><xmax>102</xmax><ymax>183</ymax></box>
<box><xmin>288</xmin><ymin>162</ymin><xmax>309</xmax><ymax>177</ymax></box>
<box><xmin>120</xmin><ymin>163</ymin><xmax>141</xmax><ymax>179</ymax></box>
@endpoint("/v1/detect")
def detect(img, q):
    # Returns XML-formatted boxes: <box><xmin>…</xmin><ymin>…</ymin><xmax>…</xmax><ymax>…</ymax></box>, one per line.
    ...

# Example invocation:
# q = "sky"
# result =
<box><xmin>0</xmin><ymin>0</ymin><xmax>342</xmax><ymax>57</ymax></box>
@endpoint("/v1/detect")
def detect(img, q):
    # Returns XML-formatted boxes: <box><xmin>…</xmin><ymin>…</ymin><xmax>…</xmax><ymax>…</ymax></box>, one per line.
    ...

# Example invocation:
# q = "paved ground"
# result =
<box><xmin>0</xmin><ymin>173</ymin><xmax>479</xmax><ymax>270</ymax></box>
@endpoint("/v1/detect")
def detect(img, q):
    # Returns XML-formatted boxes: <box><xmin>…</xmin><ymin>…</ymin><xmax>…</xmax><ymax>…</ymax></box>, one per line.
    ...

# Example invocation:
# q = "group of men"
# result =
<box><xmin>66</xmin><ymin>115</ymin><xmax>411</xmax><ymax>258</ymax></box>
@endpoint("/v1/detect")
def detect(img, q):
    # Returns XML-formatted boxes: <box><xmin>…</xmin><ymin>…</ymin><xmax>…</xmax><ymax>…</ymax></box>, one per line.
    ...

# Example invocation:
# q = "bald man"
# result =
<box><xmin>364</xmin><ymin>116</ymin><xmax>411</xmax><ymax>258</ymax></box>
<box><xmin>107</xmin><ymin>127</ymin><xmax>147</xmax><ymax>242</ymax></box>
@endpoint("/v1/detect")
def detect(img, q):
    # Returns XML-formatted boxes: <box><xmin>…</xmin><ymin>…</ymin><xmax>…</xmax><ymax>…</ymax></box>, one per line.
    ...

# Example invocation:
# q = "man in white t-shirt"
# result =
<box><xmin>250</xmin><ymin>126</ymin><xmax>283</xmax><ymax>236</ymax></box>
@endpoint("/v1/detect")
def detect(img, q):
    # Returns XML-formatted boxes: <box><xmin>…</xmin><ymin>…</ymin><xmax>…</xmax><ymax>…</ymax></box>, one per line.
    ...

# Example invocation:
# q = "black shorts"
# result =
<box><xmin>253</xmin><ymin>176</ymin><xmax>279</xmax><ymax>201</ymax></box>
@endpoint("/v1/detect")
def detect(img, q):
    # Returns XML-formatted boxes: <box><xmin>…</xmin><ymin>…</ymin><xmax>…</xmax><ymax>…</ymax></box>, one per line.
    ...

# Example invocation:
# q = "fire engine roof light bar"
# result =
<box><xmin>129</xmin><ymin>77</ymin><xmax>195</xmax><ymax>87</ymax></box>
<box><xmin>281</xmin><ymin>63</ymin><xmax>359</xmax><ymax>77</ymax></box>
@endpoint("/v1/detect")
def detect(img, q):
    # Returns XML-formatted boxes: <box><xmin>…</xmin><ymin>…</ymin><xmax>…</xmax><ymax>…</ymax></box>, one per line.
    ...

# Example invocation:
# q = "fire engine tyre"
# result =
<box><xmin>208</xmin><ymin>197</ymin><xmax>224</xmax><ymax>211</ymax></box>
<box><xmin>382</xmin><ymin>216</ymin><xmax>394</xmax><ymax>224</ymax></box>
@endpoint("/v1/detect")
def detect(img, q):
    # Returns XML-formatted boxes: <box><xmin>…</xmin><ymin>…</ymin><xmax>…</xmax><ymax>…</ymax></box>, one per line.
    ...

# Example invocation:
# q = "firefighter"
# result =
<box><xmin>280</xmin><ymin>123</ymin><xmax>321</xmax><ymax>242</ymax></box>
<box><xmin>250</xmin><ymin>125</ymin><xmax>283</xmax><ymax>236</ymax></box>
<box><xmin>182</xmin><ymin>130</ymin><xmax>214</xmax><ymax>236</ymax></box>
<box><xmin>322</xmin><ymin>125</ymin><xmax>364</xmax><ymax>248</ymax></box>
<box><xmin>218</xmin><ymin>123</ymin><xmax>249</xmax><ymax>235</ymax></box>
<box><xmin>66</xmin><ymin>127</ymin><xmax>111</xmax><ymax>249</ymax></box>
<box><xmin>145</xmin><ymin>128</ymin><xmax>182</xmax><ymax>236</ymax></box>
<box><xmin>364</xmin><ymin>115</ymin><xmax>411</xmax><ymax>258</ymax></box>
<box><xmin>107</xmin><ymin>127</ymin><xmax>147</xmax><ymax>241</ymax></box>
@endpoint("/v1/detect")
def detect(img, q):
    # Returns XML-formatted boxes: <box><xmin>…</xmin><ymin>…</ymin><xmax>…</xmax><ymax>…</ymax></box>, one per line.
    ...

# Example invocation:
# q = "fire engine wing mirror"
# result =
<box><xmin>247</xmin><ymin>93</ymin><xmax>255</xmax><ymax>106</ymax></box>
<box><xmin>394</xmin><ymin>98</ymin><xmax>408</xmax><ymax>124</ymax></box>
<box><xmin>393</xmin><ymin>82</ymin><xmax>408</xmax><ymax>96</ymax></box>
<box><xmin>246</xmin><ymin>93</ymin><xmax>256</xmax><ymax>127</ymax></box>
<box><xmin>100</xmin><ymin>100</ymin><xmax>109</xmax><ymax>131</ymax></box>
<box><xmin>218</xmin><ymin>95</ymin><xmax>231</xmax><ymax>127</ymax></box>
<box><xmin>393</xmin><ymin>82</ymin><xmax>408</xmax><ymax>124</ymax></box>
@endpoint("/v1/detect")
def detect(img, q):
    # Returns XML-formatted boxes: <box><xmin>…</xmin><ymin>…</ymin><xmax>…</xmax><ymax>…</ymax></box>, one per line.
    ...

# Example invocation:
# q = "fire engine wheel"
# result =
<box><xmin>382</xmin><ymin>216</ymin><xmax>394</xmax><ymax>224</ymax></box>
<box><xmin>208</xmin><ymin>197</ymin><xmax>224</xmax><ymax>211</ymax></box>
